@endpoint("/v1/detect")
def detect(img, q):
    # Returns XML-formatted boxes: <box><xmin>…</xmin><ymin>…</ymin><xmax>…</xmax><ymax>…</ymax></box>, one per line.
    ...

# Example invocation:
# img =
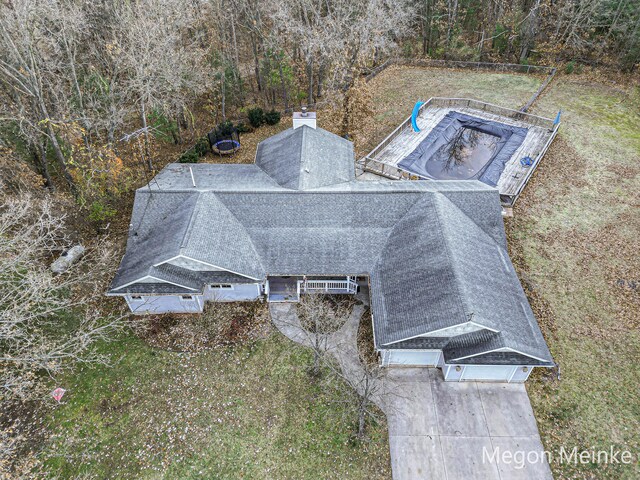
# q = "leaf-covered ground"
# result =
<box><xmin>40</xmin><ymin>327</ymin><xmax>390</xmax><ymax>479</ymax></box>
<box><xmin>514</xmin><ymin>76</ymin><xmax>640</xmax><ymax>479</ymax></box>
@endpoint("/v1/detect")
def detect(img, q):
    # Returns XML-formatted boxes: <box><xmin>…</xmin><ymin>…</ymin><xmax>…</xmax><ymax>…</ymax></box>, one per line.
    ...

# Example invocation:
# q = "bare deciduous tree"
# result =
<box><xmin>112</xmin><ymin>0</ymin><xmax>211</xmax><ymax>167</ymax></box>
<box><xmin>296</xmin><ymin>293</ymin><xmax>350</xmax><ymax>377</ymax></box>
<box><xmin>0</xmin><ymin>192</ymin><xmax>126</xmax><ymax>400</ymax></box>
<box><xmin>0</xmin><ymin>0</ymin><xmax>81</xmax><ymax>192</ymax></box>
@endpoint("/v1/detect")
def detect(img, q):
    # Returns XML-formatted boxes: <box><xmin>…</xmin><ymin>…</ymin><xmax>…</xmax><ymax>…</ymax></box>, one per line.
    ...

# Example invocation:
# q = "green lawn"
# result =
<box><xmin>40</xmin><ymin>331</ymin><xmax>390</xmax><ymax>479</ymax></box>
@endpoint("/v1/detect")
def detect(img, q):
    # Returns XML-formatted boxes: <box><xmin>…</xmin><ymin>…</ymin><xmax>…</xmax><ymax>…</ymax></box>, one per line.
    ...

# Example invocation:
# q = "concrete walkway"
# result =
<box><xmin>269</xmin><ymin>302</ymin><xmax>553</xmax><ymax>480</ymax></box>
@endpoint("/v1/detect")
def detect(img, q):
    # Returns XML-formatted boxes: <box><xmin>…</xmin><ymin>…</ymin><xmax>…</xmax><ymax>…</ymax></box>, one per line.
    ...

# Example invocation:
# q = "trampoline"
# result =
<box><xmin>208</xmin><ymin>124</ymin><xmax>241</xmax><ymax>156</ymax></box>
<box><xmin>211</xmin><ymin>139</ymin><xmax>241</xmax><ymax>155</ymax></box>
<box><xmin>398</xmin><ymin>111</ymin><xmax>528</xmax><ymax>186</ymax></box>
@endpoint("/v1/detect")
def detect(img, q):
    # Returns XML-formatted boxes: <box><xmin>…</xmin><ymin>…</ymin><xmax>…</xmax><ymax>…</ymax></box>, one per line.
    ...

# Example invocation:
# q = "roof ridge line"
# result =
<box><xmin>428</xmin><ymin>192</ymin><xmax>470</xmax><ymax>323</ymax></box>
<box><xmin>178</xmin><ymin>192</ymin><xmax>202</xmax><ymax>252</ymax></box>
<box><xmin>439</xmin><ymin>191</ymin><xmax>505</xmax><ymax>247</ymax></box>
<box><xmin>208</xmin><ymin>192</ymin><xmax>266</xmax><ymax>275</ymax></box>
<box><xmin>374</xmin><ymin>191</ymin><xmax>430</xmax><ymax>269</ymax></box>
<box><xmin>297</xmin><ymin>125</ymin><xmax>308</xmax><ymax>190</ymax></box>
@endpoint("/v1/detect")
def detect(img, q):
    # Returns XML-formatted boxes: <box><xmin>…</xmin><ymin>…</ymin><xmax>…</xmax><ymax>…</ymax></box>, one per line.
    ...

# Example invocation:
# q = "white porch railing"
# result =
<box><xmin>299</xmin><ymin>277</ymin><xmax>358</xmax><ymax>294</ymax></box>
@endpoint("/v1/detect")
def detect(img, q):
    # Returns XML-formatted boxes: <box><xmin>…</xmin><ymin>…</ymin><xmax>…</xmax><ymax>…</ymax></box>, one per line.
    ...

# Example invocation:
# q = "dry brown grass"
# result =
<box><xmin>510</xmin><ymin>77</ymin><xmax>640</xmax><ymax>479</ymax></box>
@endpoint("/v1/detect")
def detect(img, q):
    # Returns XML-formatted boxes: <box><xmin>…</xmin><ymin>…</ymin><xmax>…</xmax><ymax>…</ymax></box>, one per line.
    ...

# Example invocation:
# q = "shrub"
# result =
<box><xmin>264</xmin><ymin>109</ymin><xmax>281</xmax><ymax>126</ymax></box>
<box><xmin>565</xmin><ymin>60</ymin><xmax>576</xmax><ymax>74</ymax></box>
<box><xmin>148</xmin><ymin>109</ymin><xmax>178</xmax><ymax>143</ymax></box>
<box><xmin>194</xmin><ymin>137</ymin><xmax>210</xmax><ymax>156</ymax></box>
<box><xmin>216</xmin><ymin>121</ymin><xmax>235</xmax><ymax>136</ymax></box>
<box><xmin>492</xmin><ymin>24</ymin><xmax>508</xmax><ymax>54</ymax></box>
<box><xmin>235</xmin><ymin>122</ymin><xmax>252</xmax><ymax>133</ymax></box>
<box><xmin>88</xmin><ymin>201</ymin><xmax>117</xmax><ymax>223</ymax></box>
<box><xmin>178</xmin><ymin>148</ymin><xmax>199</xmax><ymax>163</ymax></box>
<box><xmin>247</xmin><ymin>107</ymin><xmax>265</xmax><ymax>128</ymax></box>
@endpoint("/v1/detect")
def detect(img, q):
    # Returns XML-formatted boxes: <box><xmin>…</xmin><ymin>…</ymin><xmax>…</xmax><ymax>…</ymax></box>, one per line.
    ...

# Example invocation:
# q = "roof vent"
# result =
<box><xmin>293</xmin><ymin>106</ymin><xmax>316</xmax><ymax>129</ymax></box>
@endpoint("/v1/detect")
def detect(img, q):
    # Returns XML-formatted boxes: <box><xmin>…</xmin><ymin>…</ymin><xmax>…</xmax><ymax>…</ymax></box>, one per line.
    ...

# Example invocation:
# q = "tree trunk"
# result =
<box><xmin>140</xmin><ymin>101</ymin><xmax>152</xmax><ymax>171</ymax></box>
<box><xmin>357</xmin><ymin>403</ymin><xmax>366</xmax><ymax>440</ymax></box>
<box><xmin>250</xmin><ymin>33</ymin><xmax>263</xmax><ymax>92</ymax></box>
<box><xmin>221</xmin><ymin>73</ymin><xmax>226</xmax><ymax>121</ymax></box>
<box><xmin>278</xmin><ymin>61</ymin><xmax>289</xmax><ymax>110</ymax></box>
<box><xmin>446</xmin><ymin>0</ymin><xmax>459</xmax><ymax>51</ymax></box>
<box><xmin>63</xmin><ymin>31</ymin><xmax>91</xmax><ymax>146</ymax></box>
<box><xmin>44</xmin><ymin>121</ymin><xmax>76</xmax><ymax>194</ymax></box>
<box><xmin>313</xmin><ymin>349</ymin><xmax>320</xmax><ymax>377</ymax></box>
<box><xmin>316</xmin><ymin>63</ymin><xmax>324</xmax><ymax>99</ymax></box>
<box><xmin>357</xmin><ymin>378</ymin><xmax>369</xmax><ymax>441</ymax></box>
<box><xmin>228</xmin><ymin>11</ymin><xmax>244</xmax><ymax>105</ymax></box>
<box><xmin>35</xmin><ymin>93</ymin><xmax>76</xmax><ymax>193</ymax></box>
<box><xmin>34</xmin><ymin>138</ymin><xmax>54</xmax><ymax>190</ymax></box>
<box><xmin>306</xmin><ymin>58</ymin><xmax>314</xmax><ymax>106</ymax></box>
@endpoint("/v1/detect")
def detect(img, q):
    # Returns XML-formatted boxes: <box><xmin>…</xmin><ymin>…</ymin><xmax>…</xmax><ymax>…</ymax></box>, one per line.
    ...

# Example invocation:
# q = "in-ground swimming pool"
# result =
<box><xmin>398</xmin><ymin>111</ymin><xmax>528</xmax><ymax>186</ymax></box>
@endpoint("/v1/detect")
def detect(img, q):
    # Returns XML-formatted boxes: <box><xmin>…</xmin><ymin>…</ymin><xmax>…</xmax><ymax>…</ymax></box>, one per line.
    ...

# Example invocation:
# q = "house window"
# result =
<box><xmin>209</xmin><ymin>284</ymin><xmax>233</xmax><ymax>289</ymax></box>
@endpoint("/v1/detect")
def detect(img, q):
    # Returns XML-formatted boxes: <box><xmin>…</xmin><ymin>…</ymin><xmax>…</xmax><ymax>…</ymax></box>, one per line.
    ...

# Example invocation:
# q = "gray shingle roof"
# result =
<box><xmin>370</xmin><ymin>194</ymin><xmax>467</xmax><ymax>345</ymax></box>
<box><xmin>147</xmin><ymin>163</ymin><xmax>285</xmax><ymax>191</ymax></box>
<box><xmin>109</xmin><ymin>126</ymin><xmax>553</xmax><ymax>366</ymax></box>
<box><xmin>255</xmin><ymin>126</ymin><xmax>354</xmax><ymax>190</ymax></box>
<box><xmin>109</xmin><ymin>192</ymin><xmax>198</xmax><ymax>288</ymax></box>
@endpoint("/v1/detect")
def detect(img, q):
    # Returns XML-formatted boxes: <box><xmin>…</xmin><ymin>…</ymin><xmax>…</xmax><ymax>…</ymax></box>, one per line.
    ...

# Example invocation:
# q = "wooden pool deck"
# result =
<box><xmin>359</xmin><ymin>98</ymin><xmax>560</xmax><ymax>206</ymax></box>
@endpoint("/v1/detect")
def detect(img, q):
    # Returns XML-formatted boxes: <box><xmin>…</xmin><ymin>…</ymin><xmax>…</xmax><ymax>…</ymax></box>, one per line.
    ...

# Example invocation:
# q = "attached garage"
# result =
<box><xmin>443</xmin><ymin>364</ymin><xmax>533</xmax><ymax>382</ymax></box>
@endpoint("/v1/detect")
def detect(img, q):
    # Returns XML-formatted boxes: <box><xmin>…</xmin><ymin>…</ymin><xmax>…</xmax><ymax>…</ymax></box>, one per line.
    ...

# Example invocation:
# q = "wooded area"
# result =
<box><xmin>1</xmin><ymin>0</ymin><xmax>638</xmax><ymax>200</ymax></box>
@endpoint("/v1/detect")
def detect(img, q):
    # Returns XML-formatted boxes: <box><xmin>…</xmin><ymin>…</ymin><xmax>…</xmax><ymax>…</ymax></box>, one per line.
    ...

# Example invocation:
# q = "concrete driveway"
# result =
<box><xmin>270</xmin><ymin>302</ymin><xmax>553</xmax><ymax>480</ymax></box>
<box><xmin>383</xmin><ymin>368</ymin><xmax>552</xmax><ymax>480</ymax></box>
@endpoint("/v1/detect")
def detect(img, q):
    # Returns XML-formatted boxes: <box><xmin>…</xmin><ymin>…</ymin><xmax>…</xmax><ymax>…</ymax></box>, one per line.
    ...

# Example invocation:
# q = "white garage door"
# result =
<box><xmin>460</xmin><ymin>365</ymin><xmax>517</xmax><ymax>381</ymax></box>
<box><xmin>387</xmin><ymin>350</ymin><xmax>441</xmax><ymax>366</ymax></box>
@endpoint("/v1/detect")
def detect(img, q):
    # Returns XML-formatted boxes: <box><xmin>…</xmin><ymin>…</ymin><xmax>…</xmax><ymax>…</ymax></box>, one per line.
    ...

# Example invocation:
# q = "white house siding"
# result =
<box><xmin>442</xmin><ymin>364</ymin><xmax>534</xmax><ymax>382</ymax></box>
<box><xmin>204</xmin><ymin>283</ymin><xmax>262</xmax><ymax>301</ymax></box>
<box><xmin>126</xmin><ymin>294</ymin><xmax>204</xmax><ymax>314</ymax></box>
<box><xmin>381</xmin><ymin>349</ymin><xmax>442</xmax><ymax>367</ymax></box>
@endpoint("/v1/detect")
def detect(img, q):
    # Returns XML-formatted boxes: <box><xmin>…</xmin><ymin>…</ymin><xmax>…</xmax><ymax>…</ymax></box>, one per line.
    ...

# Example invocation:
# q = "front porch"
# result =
<box><xmin>266</xmin><ymin>276</ymin><xmax>358</xmax><ymax>302</ymax></box>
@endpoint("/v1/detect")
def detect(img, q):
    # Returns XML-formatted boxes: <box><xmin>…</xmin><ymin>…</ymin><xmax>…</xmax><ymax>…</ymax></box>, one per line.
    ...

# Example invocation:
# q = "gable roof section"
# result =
<box><xmin>443</xmin><ymin>330</ymin><xmax>553</xmax><ymax>366</ymax></box>
<box><xmin>433</xmin><ymin>194</ymin><xmax>553</xmax><ymax>362</ymax></box>
<box><xmin>109</xmin><ymin>191</ymin><xmax>198</xmax><ymax>290</ymax></box>
<box><xmin>255</xmin><ymin>126</ymin><xmax>355</xmax><ymax>190</ymax></box>
<box><xmin>432</xmin><ymin>193</ymin><xmax>510</xmax><ymax>332</ymax></box>
<box><xmin>179</xmin><ymin>192</ymin><xmax>265</xmax><ymax>279</ymax></box>
<box><xmin>370</xmin><ymin>194</ymin><xmax>467</xmax><ymax>346</ymax></box>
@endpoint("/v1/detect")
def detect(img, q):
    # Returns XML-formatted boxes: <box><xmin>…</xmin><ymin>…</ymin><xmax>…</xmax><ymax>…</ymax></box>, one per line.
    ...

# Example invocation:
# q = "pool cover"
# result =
<box><xmin>398</xmin><ymin>111</ymin><xmax>528</xmax><ymax>186</ymax></box>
